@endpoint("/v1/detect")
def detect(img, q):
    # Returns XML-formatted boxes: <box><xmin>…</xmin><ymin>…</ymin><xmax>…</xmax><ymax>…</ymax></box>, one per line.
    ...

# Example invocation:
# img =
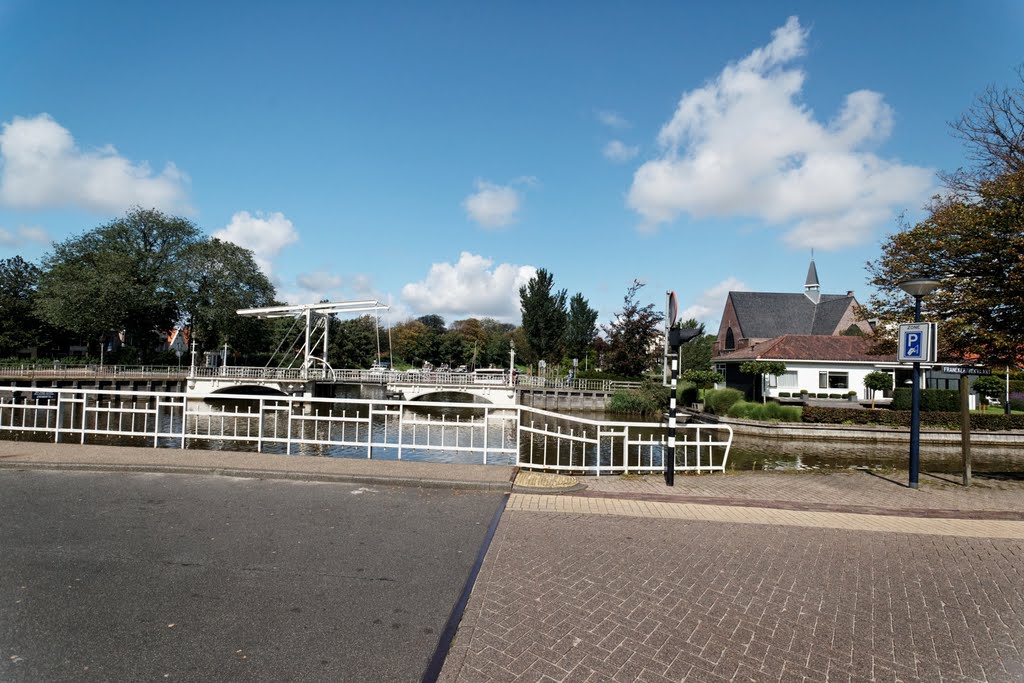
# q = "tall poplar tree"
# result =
<box><xmin>518</xmin><ymin>268</ymin><xmax>567</xmax><ymax>364</ymax></box>
<box><xmin>564</xmin><ymin>293</ymin><xmax>598</xmax><ymax>362</ymax></box>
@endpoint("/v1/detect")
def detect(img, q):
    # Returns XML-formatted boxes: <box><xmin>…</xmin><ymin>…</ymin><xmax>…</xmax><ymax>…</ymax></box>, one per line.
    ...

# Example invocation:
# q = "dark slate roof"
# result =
<box><xmin>805</xmin><ymin>259</ymin><xmax>819</xmax><ymax>288</ymax></box>
<box><xmin>729</xmin><ymin>292</ymin><xmax>852</xmax><ymax>338</ymax></box>
<box><xmin>715</xmin><ymin>335</ymin><xmax>895</xmax><ymax>362</ymax></box>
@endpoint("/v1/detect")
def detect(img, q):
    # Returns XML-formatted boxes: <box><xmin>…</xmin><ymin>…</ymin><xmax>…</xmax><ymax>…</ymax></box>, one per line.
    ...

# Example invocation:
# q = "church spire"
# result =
<box><xmin>804</xmin><ymin>253</ymin><xmax>820</xmax><ymax>304</ymax></box>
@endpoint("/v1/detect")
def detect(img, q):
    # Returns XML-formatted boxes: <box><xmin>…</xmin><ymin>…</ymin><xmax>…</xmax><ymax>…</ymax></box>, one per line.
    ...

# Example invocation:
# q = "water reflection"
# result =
<box><xmin>727</xmin><ymin>438</ymin><xmax>1024</xmax><ymax>474</ymax></box>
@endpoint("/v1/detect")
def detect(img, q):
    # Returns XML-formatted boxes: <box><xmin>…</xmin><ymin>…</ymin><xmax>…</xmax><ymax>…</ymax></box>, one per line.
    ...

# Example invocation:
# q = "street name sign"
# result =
<box><xmin>940</xmin><ymin>365</ymin><xmax>992</xmax><ymax>375</ymax></box>
<box><xmin>898</xmin><ymin>323</ymin><xmax>937</xmax><ymax>363</ymax></box>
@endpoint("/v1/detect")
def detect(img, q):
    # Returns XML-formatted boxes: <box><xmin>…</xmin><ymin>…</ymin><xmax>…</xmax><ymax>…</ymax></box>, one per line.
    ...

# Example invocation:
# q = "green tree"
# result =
<box><xmin>329</xmin><ymin>315</ymin><xmax>378</xmax><ymax>369</ymax></box>
<box><xmin>603</xmin><ymin>280</ymin><xmax>663</xmax><ymax>378</ymax></box>
<box><xmin>863</xmin><ymin>371</ymin><xmax>893</xmax><ymax>409</ymax></box>
<box><xmin>676</xmin><ymin>318</ymin><xmax>714</xmax><ymax>375</ymax></box>
<box><xmin>519</xmin><ymin>268</ymin><xmax>567</xmax><ymax>364</ymax></box>
<box><xmin>177</xmin><ymin>238</ymin><xmax>276</xmax><ymax>353</ymax></box>
<box><xmin>564</xmin><ymin>293</ymin><xmax>598</xmax><ymax>363</ymax></box>
<box><xmin>973</xmin><ymin>374</ymin><xmax>1004</xmax><ymax>411</ymax></box>
<box><xmin>480</xmin><ymin>319</ymin><xmax>515</xmax><ymax>368</ymax></box>
<box><xmin>680</xmin><ymin>369</ymin><xmax>723</xmax><ymax>400</ymax></box>
<box><xmin>0</xmin><ymin>256</ymin><xmax>52</xmax><ymax>356</ymax></box>
<box><xmin>36</xmin><ymin>208</ymin><xmax>201</xmax><ymax>360</ymax></box>
<box><xmin>866</xmin><ymin>73</ymin><xmax>1024</xmax><ymax>366</ymax></box>
<box><xmin>415</xmin><ymin>314</ymin><xmax>446</xmax><ymax>365</ymax></box>
<box><xmin>739</xmin><ymin>360</ymin><xmax>787</xmax><ymax>403</ymax></box>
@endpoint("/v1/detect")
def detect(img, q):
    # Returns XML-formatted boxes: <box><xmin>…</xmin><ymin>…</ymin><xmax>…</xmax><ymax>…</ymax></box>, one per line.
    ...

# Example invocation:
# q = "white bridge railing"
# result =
<box><xmin>0</xmin><ymin>387</ymin><xmax>732</xmax><ymax>475</ymax></box>
<box><xmin>0</xmin><ymin>365</ymin><xmax>641</xmax><ymax>393</ymax></box>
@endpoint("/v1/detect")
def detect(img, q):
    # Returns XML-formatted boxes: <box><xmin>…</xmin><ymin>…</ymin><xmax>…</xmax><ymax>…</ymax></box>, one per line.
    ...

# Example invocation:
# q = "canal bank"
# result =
<box><xmin>714</xmin><ymin>414</ymin><xmax>1024</xmax><ymax>446</ymax></box>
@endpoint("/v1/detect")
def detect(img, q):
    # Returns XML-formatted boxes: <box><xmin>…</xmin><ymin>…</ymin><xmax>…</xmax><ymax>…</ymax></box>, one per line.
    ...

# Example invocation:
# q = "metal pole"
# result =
<box><xmin>908</xmin><ymin>294</ymin><xmax>923</xmax><ymax>489</ymax></box>
<box><xmin>960</xmin><ymin>374</ymin><xmax>971</xmax><ymax>487</ymax></box>
<box><xmin>323</xmin><ymin>315</ymin><xmax>330</xmax><ymax>367</ymax></box>
<box><xmin>1006</xmin><ymin>366</ymin><xmax>1012</xmax><ymax>416</ymax></box>
<box><xmin>665</xmin><ymin>341</ymin><xmax>680</xmax><ymax>486</ymax></box>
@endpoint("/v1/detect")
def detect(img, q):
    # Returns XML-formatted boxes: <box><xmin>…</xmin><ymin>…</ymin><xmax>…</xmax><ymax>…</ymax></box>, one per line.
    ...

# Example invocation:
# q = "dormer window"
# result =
<box><xmin>725</xmin><ymin>327</ymin><xmax>735</xmax><ymax>351</ymax></box>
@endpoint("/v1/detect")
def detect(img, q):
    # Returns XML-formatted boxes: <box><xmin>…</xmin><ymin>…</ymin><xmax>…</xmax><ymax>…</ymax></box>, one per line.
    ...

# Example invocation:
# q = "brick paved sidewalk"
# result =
<box><xmin>581</xmin><ymin>471</ymin><xmax>1024</xmax><ymax>516</ymax></box>
<box><xmin>440</xmin><ymin>509</ymin><xmax>1024</xmax><ymax>683</ymax></box>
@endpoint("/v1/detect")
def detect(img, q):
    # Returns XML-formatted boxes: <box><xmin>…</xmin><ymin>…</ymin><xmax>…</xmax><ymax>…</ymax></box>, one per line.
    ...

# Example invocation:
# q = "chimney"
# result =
<box><xmin>846</xmin><ymin>290</ymin><xmax>854</xmax><ymax>297</ymax></box>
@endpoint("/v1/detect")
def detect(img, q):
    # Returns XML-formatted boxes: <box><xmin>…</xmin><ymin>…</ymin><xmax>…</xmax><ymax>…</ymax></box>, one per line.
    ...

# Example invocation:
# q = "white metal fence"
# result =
<box><xmin>0</xmin><ymin>364</ymin><xmax>643</xmax><ymax>393</ymax></box>
<box><xmin>0</xmin><ymin>387</ymin><xmax>732</xmax><ymax>474</ymax></box>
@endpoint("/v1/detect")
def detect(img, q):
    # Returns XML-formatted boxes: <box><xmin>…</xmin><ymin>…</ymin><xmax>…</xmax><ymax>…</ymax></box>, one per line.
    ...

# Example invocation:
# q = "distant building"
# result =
<box><xmin>712</xmin><ymin>259</ymin><xmax>902</xmax><ymax>401</ymax></box>
<box><xmin>714</xmin><ymin>259</ymin><xmax>872</xmax><ymax>356</ymax></box>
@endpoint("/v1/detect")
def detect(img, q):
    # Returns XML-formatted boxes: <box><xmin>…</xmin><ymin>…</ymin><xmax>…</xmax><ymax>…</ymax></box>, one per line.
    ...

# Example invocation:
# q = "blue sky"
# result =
<box><xmin>1</xmin><ymin>1</ymin><xmax>1021</xmax><ymax>331</ymax></box>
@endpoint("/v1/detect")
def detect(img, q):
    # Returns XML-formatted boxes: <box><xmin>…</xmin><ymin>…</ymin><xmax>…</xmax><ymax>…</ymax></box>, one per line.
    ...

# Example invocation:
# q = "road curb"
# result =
<box><xmin>0</xmin><ymin>461</ymin><xmax>515</xmax><ymax>491</ymax></box>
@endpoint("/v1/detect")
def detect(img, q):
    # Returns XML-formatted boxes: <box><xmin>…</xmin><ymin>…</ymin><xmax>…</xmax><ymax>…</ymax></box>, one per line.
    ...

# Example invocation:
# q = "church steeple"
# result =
<box><xmin>804</xmin><ymin>253</ymin><xmax>820</xmax><ymax>304</ymax></box>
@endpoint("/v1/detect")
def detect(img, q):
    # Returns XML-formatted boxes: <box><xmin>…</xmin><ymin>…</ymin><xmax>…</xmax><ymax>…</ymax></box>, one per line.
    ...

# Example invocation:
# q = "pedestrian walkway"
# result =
<box><xmin>444</xmin><ymin>472</ymin><xmax>1024</xmax><ymax>683</ymax></box>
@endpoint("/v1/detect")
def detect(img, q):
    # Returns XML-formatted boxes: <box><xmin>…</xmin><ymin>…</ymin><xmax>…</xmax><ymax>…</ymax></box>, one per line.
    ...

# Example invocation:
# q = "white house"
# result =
<box><xmin>713</xmin><ymin>334</ymin><xmax>903</xmax><ymax>401</ymax></box>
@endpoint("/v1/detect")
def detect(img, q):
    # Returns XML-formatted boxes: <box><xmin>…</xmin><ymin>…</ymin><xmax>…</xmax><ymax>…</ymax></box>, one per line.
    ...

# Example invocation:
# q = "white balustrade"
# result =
<box><xmin>0</xmin><ymin>386</ymin><xmax>731</xmax><ymax>474</ymax></box>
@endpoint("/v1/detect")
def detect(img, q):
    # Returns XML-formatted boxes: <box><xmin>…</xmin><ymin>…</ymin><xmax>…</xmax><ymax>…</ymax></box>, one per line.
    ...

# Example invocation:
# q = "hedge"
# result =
<box><xmin>800</xmin><ymin>406</ymin><xmax>1024</xmax><ymax>430</ymax></box>
<box><xmin>892</xmin><ymin>388</ymin><xmax>960</xmax><ymax>412</ymax></box>
<box><xmin>727</xmin><ymin>401</ymin><xmax>801</xmax><ymax>422</ymax></box>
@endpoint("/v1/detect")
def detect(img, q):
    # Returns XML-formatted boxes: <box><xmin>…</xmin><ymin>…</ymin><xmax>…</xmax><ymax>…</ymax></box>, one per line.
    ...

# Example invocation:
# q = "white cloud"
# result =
<box><xmin>627</xmin><ymin>16</ymin><xmax>934</xmax><ymax>249</ymax></box>
<box><xmin>213</xmin><ymin>210</ymin><xmax>298</xmax><ymax>276</ymax></box>
<box><xmin>401</xmin><ymin>252</ymin><xmax>536</xmax><ymax>322</ymax></box>
<box><xmin>597</xmin><ymin>110</ymin><xmax>631</xmax><ymax>129</ymax></box>
<box><xmin>463</xmin><ymin>180</ymin><xmax>522</xmax><ymax>229</ymax></box>
<box><xmin>0</xmin><ymin>114</ymin><xmax>189</xmax><ymax>213</ymax></box>
<box><xmin>680</xmin><ymin>277</ymin><xmax>747</xmax><ymax>328</ymax></box>
<box><xmin>603</xmin><ymin>140</ymin><xmax>639</xmax><ymax>163</ymax></box>
<box><xmin>0</xmin><ymin>225</ymin><xmax>49</xmax><ymax>247</ymax></box>
<box><xmin>296</xmin><ymin>271</ymin><xmax>343</xmax><ymax>293</ymax></box>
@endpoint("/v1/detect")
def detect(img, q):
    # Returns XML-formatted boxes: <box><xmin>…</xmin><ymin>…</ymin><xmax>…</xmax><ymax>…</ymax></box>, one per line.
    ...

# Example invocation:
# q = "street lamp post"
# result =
<box><xmin>898</xmin><ymin>278</ymin><xmax>941</xmax><ymax>489</ymax></box>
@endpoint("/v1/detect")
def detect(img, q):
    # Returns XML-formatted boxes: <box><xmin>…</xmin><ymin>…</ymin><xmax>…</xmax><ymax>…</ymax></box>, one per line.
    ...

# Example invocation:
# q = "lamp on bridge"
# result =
<box><xmin>897</xmin><ymin>277</ymin><xmax>940</xmax><ymax>489</ymax></box>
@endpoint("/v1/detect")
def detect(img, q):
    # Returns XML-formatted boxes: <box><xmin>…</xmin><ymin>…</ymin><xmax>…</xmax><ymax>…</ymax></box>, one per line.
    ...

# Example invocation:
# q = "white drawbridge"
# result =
<box><xmin>187</xmin><ymin>299</ymin><xmax>389</xmax><ymax>399</ymax></box>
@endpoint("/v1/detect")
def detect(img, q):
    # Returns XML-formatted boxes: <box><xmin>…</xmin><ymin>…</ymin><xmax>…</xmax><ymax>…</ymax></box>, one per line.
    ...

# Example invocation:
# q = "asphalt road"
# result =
<box><xmin>0</xmin><ymin>470</ymin><xmax>505</xmax><ymax>682</ymax></box>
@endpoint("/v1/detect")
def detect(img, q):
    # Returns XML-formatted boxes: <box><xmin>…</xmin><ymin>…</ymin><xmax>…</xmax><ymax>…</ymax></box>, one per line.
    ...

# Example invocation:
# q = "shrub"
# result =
<box><xmin>779</xmin><ymin>392</ymin><xmax>791</xmax><ymax>398</ymax></box>
<box><xmin>1010</xmin><ymin>391</ymin><xmax>1024</xmax><ymax>413</ymax></box>
<box><xmin>678</xmin><ymin>385</ymin><xmax>699</xmax><ymax>407</ymax></box>
<box><xmin>727</xmin><ymin>400</ymin><xmax>801</xmax><ymax>422</ymax></box>
<box><xmin>608</xmin><ymin>391</ymin><xmax>658</xmax><ymax>415</ymax></box>
<box><xmin>800</xmin><ymin>406</ymin><xmax>1024</xmax><ymax>430</ymax></box>
<box><xmin>704</xmin><ymin>388</ymin><xmax>744</xmax><ymax>415</ymax></box>
<box><xmin>892</xmin><ymin>388</ymin><xmax>959</xmax><ymax>412</ymax></box>
<box><xmin>608</xmin><ymin>381</ymin><xmax>670</xmax><ymax>416</ymax></box>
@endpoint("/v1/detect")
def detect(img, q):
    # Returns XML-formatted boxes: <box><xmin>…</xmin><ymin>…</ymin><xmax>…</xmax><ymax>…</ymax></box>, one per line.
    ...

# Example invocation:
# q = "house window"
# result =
<box><xmin>724</xmin><ymin>328</ymin><xmax>735</xmax><ymax>350</ymax></box>
<box><xmin>777</xmin><ymin>371</ymin><xmax>798</xmax><ymax>388</ymax></box>
<box><xmin>818</xmin><ymin>371</ymin><xmax>849</xmax><ymax>389</ymax></box>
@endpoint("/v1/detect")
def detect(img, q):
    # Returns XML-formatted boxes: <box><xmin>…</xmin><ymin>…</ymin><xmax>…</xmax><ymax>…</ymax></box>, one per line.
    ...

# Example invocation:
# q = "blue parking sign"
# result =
<box><xmin>898</xmin><ymin>323</ymin><xmax>934</xmax><ymax>363</ymax></box>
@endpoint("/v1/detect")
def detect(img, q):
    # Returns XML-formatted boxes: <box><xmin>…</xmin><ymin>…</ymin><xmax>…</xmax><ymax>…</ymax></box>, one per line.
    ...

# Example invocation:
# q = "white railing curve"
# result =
<box><xmin>0</xmin><ymin>386</ymin><xmax>732</xmax><ymax>475</ymax></box>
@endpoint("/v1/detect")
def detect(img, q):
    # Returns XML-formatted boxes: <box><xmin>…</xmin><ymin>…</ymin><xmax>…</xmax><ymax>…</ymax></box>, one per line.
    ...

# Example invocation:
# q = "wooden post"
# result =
<box><xmin>960</xmin><ymin>375</ymin><xmax>971</xmax><ymax>487</ymax></box>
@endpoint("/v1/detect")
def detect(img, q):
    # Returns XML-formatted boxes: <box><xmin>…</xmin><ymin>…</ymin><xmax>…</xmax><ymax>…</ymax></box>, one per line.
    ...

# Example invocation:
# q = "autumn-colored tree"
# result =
<box><xmin>866</xmin><ymin>72</ymin><xmax>1024</xmax><ymax>366</ymax></box>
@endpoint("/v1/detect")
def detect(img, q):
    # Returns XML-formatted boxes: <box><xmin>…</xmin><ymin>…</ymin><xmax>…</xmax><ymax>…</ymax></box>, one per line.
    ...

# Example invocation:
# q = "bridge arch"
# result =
<box><xmin>209</xmin><ymin>384</ymin><xmax>288</xmax><ymax>398</ymax></box>
<box><xmin>393</xmin><ymin>383</ymin><xmax>517</xmax><ymax>407</ymax></box>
